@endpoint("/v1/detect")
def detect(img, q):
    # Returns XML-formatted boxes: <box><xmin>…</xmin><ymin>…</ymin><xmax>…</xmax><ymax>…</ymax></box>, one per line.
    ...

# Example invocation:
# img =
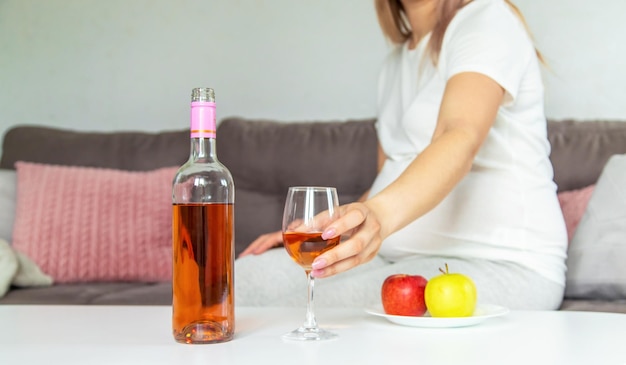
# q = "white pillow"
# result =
<box><xmin>12</xmin><ymin>249</ymin><xmax>53</xmax><ymax>287</ymax></box>
<box><xmin>0</xmin><ymin>239</ymin><xmax>52</xmax><ymax>298</ymax></box>
<box><xmin>565</xmin><ymin>154</ymin><xmax>626</xmax><ymax>299</ymax></box>
<box><xmin>0</xmin><ymin>169</ymin><xmax>16</xmax><ymax>243</ymax></box>
<box><xmin>0</xmin><ymin>239</ymin><xmax>18</xmax><ymax>297</ymax></box>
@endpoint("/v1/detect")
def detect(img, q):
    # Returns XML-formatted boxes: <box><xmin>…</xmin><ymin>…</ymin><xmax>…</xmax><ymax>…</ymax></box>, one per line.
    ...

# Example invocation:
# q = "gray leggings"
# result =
<box><xmin>235</xmin><ymin>248</ymin><xmax>565</xmax><ymax>310</ymax></box>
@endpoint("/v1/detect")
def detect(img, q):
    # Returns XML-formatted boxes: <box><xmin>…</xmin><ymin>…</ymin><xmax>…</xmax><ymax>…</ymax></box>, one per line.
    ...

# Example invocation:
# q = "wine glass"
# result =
<box><xmin>281</xmin><ymin>186</ymin><xmax>341</xmax><ymax>341</ymax></box>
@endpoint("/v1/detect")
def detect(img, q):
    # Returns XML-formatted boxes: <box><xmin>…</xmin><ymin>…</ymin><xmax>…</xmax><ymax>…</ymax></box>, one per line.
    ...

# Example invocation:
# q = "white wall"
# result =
<box><xmin>516</xmin><ymin>0</ymin><xmax>626</xmax><ymax>121</ymax></box>
<box><xmin>1</xmin><ymin>0</ymin><xmax>626</xmax><ymax>151</ymax></box>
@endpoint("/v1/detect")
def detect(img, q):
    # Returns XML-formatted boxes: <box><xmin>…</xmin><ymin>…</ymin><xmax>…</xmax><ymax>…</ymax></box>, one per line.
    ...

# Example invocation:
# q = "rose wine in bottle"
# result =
<box><xmin>171</xmin><ymin>87</ymin><xmax>235</xmax><ymax>344</ymax></box>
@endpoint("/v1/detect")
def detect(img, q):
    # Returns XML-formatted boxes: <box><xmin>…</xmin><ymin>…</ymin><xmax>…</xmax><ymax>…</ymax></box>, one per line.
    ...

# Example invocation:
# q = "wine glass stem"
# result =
<box><xmin>303</xmin><ymin>271</ymin><xmax>318</xmax><ymax>329</ymax></box>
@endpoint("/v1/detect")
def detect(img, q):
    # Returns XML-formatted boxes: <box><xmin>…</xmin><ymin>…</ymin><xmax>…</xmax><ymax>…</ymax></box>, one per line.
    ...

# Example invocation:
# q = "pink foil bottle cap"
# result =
<box><xmin>190</xmin><ymin>87</ymin><xmax>216</xmax><ymax>138</ymax></box>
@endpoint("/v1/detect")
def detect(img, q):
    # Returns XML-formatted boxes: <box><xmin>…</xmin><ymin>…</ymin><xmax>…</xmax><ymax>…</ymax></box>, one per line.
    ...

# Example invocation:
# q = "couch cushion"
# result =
<box><xmin>0</xmin><ymin>282</ymin><xmax>171</xmax><ymax>305</ymax></box>
<box><xmin>557</xmin><ymin>184</ymin><xmax>595</xmax><ymax>242</ymax></box>
<box><xmin>548</xmin><ymin>120</ymin><xmax>626</xmax><ymax>192</ymax></box>
<box><xmin>12</xmin><ymin>162</ymin><xmax>176</xmax><ymax>283</ymax></box>
<box><xmin>560</xmin><ymin>298</ymin><xmax>626</xmax><ymax>314</ymax></box>
<box><xmin>216</xmin><ymin>118</ymin><xmax>379</xmax><ymax>251</ymax></box>
<box><xmin>0</xmin><ymin>125</ymin><xmax>189</xmax><ymax>170</ymax></box>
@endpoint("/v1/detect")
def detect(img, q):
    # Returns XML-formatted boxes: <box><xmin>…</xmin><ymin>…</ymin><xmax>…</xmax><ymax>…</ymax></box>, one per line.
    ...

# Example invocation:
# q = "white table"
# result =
<box><xmin>0</xmin><ymin>305</ymin><xmax>625</xmax><ymax>365</ymax></box>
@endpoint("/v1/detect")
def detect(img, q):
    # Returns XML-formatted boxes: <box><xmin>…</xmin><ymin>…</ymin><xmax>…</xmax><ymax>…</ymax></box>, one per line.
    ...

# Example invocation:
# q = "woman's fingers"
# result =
<box><xmin>312</xmin><ymin>234</ymin><xmax>380</xmax><ymax>278</ymax></box>
<box><xmin>312</xmin><ymin>202</ymin><xmax>383</xmax><ymax>278</ymax></box>
<box><xmin>238</xmin><ymin>231</ymin><xmax>283</xmax><ymax>257</ymax></box>
<box><xmin>321</xmin><ymin>203</ymin><xmax>368</xmax><ymax>240</ymax></box>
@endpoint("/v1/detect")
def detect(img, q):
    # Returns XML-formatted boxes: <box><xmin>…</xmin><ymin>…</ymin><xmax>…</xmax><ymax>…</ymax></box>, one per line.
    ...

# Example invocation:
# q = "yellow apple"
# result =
<box><xmin>424</xmin><ymin>264</ymin><xmax>477</xmax><ymax>317</ymax></box>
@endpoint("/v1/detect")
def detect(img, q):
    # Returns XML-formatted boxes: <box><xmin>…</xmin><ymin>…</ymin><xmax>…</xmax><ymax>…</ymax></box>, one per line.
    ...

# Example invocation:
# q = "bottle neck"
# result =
<box><xmin>190</xmin><ymin>137</ymin><xmax>217</xmax><ymax>162</ymax></box>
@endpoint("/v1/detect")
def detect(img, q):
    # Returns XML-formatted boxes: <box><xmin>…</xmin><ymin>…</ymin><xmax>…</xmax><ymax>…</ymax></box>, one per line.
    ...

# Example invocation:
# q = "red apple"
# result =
<box><xmin>381</xmin><ymin>274</ymin><xmax>428</xmax><ymax>316</ymax></box>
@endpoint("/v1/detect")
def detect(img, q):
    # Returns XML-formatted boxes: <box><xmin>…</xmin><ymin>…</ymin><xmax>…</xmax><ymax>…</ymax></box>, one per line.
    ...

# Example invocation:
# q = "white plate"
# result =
<box><xmin>365</xmin><ymin>304</ymin><xmax>509</xmax><ymax>328</ymax></box>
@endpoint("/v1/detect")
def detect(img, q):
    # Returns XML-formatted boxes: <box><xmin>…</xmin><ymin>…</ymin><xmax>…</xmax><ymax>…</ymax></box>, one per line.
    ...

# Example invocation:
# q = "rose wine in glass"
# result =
<box><xmin>282</xmin><ymin>186</ymin><xmax>340</xmax><ymax>341</ymax></box>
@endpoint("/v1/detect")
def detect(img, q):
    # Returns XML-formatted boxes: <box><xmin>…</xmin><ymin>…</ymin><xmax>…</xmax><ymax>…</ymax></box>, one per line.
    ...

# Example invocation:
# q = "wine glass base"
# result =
<box><xmin>281</xmin><ymin>326</ymin><xmax>338</xmax><ymax>341</ymax></box>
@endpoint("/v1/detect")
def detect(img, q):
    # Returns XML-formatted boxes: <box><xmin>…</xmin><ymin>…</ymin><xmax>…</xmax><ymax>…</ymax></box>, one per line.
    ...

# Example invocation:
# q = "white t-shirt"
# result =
<box><xmin>370</xmin><ymin>0</ymin><xmax>568</xmax><ymax>286</ymax></box>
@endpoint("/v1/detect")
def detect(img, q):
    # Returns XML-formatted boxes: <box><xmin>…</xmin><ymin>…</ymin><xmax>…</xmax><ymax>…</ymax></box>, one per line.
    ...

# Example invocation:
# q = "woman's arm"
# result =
<box><xmin>311</xmin><ymin>71</ymin><xmax>505</xmax><ymax>277</ymax></box>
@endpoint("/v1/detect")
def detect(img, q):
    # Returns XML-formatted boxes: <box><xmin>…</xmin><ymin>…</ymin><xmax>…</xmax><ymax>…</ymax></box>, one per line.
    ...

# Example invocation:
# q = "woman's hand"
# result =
<box><xmin>310</xmin><ymin>201</ymin><xmax>385</xmax><ymax>278</ymax></box>
<box><xmin>238</xmin><ymin>231</ymin><xmax>283</xmax><ymax>257</ymax></box>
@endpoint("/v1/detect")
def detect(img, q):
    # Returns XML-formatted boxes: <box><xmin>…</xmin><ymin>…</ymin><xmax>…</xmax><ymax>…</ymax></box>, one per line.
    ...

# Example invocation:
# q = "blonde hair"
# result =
<box><xmin>375</xmin><ymin>0</ymin><xmax>543</xmax><ymax>64</ymax></box>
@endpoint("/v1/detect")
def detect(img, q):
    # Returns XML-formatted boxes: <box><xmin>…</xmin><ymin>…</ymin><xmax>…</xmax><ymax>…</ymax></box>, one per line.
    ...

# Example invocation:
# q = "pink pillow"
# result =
<box><xmin>12</xmin><ymin>162</ymin><xmax>178</xmax><ymax>283</ymax></box>
<box><xmin>557</xmin><ymin>185</ymin><xmax>595</xmax><ymax>242</ymax></box>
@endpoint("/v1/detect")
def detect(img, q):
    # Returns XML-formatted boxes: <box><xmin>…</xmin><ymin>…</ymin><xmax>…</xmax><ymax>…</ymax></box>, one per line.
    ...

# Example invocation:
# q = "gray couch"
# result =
<box><xmin>0</xmin><ymin>117</ymin><xmax>625</xmax><ymax>313</ymax></box>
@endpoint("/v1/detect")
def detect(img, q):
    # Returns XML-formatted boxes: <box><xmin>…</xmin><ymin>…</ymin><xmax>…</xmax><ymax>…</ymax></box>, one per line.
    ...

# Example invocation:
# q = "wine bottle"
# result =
<box><xmin>171</xmin><ymin>87</ymin><xmax>235</xmax><ymax>344</ymax></box>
